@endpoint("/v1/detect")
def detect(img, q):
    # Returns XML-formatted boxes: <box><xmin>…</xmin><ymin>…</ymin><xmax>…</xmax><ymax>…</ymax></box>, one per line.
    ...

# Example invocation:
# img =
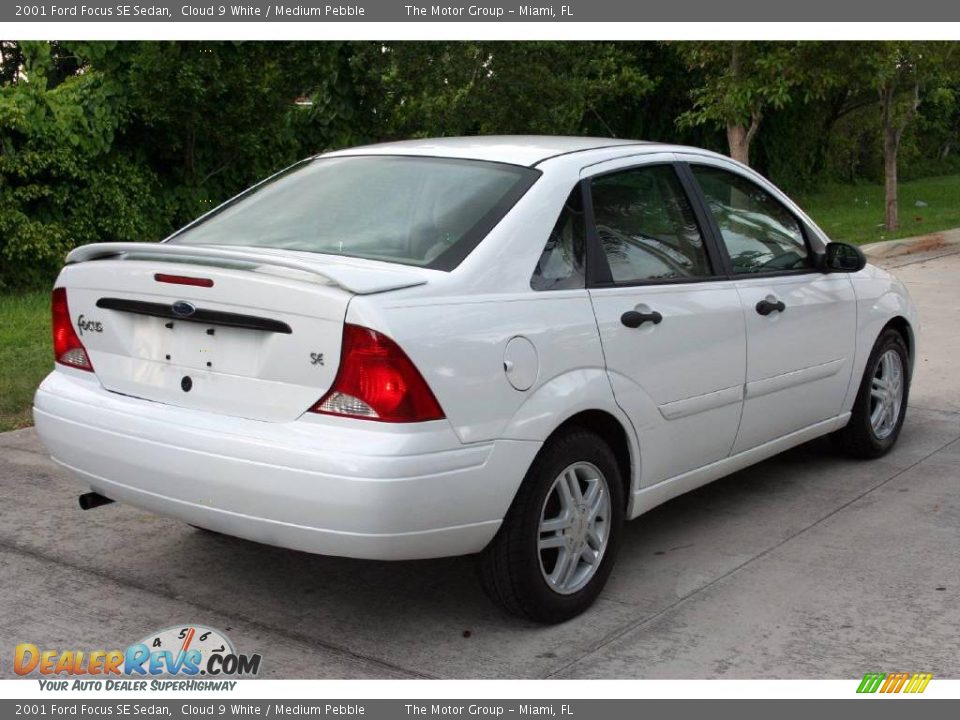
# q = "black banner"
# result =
<box><xmin>6</xmin><ymin>0</ymin><xmax>960</xmax><ymax>22</ymax></box>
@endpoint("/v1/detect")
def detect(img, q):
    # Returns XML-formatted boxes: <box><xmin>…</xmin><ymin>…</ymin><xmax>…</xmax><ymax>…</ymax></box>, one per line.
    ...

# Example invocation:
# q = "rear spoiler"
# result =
<box><xmin>65</xmin><ymin>243</ymin><xmax>430</xmax><ymax>296</ymax></box>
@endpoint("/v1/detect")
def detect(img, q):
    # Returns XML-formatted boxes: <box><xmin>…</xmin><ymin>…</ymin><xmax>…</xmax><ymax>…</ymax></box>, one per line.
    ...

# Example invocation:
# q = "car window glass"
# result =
<box><xmin>531</xmin><ymin>187</ymin><xmax>586</xmax><ymax>290</ymax></box>
<box><xmin>169</xmin><ymin>156</ymin><xmax>537</xmax><ymax>270</ymax></box>
<box><xmin>691</xmin><ymin>165</ymin><xmax>811</xmax><ymax>274</ymax></box>
<box><xmin>591</xmin><ymin>165</ymin><xmax>711</xmax><ymax>283</ymax></box>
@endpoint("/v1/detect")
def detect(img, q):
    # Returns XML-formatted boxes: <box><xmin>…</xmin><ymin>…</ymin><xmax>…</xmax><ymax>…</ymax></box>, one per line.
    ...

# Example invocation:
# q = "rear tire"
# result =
<box><xmin>833</xmin><ymin>328</ymin><xmax>910</xmax><ymax>459</ymax></box>
<box><xmin>479</xmin><ymin>428</ymin><xmax>625</xmax><ymax>624</ymax></box>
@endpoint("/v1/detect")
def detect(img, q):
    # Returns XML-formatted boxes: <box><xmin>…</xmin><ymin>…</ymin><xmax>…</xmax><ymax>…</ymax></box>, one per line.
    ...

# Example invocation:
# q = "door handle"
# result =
<box><xmin>621</xmin><ymin>310</ymin><xmax>663</xmax><ymax>328</ymax></box>
<box><xmin>755</xmin><ymin>299</ymin><xmax>786</xmax><ymax>316</ymax></box>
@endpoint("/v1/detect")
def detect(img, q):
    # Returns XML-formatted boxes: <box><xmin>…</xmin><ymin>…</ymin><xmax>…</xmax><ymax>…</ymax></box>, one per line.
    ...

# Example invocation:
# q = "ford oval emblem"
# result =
<box><xmin>171</xmin><ymin>301</ymin><xmax>196</xmax><ymax>318</ymax></box>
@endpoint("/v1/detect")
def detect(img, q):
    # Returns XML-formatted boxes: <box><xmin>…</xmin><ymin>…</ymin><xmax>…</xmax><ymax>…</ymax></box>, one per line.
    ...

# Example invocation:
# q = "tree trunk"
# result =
<box><xmin>879</xmin><ymin>78</ymin><xmax>920</xmax><ymax>233</ymax></box>
<box><xmin>727</xmin><ymin>124</ymin><xmax>750</xmax><ymax>165</ymax></box>
<box><xmin>726</xmin><ymin>110</ymin><xmax>761</xmax><ymax>167</ymax></box>
<box><xmin>724</xmin><ymin>43</ymin><xmax>761</xmax><ymax>167</ymax></box>
<box><xmin>883</xmin><ymin>126</ymin><xmax>899</xmax><ymax>232</ymax></box>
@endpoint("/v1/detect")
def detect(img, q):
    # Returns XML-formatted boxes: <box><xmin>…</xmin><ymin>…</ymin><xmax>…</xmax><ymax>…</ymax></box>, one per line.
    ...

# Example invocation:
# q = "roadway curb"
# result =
<box><xmin>861</xmin><ymin>228</ymin><xmax>960</xmax><ymax>259</ymax></box>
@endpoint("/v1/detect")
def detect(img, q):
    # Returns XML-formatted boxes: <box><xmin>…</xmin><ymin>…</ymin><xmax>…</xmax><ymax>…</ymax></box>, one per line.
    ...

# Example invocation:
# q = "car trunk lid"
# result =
<box><xmin>58</xmin><ymin>243</ymin><xmax>431</xmax><ymax>422</ymax></box>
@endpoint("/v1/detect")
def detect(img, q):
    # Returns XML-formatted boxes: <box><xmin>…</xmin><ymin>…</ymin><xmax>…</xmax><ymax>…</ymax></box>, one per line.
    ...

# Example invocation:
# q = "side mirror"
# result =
<box><xmin>823</xmin><ymin>242</ymin><xmax>866</xmax><ymax>273</ymax></box>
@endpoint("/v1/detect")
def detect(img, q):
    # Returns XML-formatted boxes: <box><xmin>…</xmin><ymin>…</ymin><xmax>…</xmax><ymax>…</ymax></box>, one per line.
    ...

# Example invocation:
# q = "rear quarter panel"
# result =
<box><xmin>347</xmin><ymin>289</ymin><xmax>616</xmax><ymax>444</ymax></box>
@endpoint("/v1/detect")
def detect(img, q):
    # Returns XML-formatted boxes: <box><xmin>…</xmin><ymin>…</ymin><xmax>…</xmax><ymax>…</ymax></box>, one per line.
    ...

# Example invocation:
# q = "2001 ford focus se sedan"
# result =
<box><xmin>34</xmin><ymin>136</ymin><xmax>916</xmax><ymax>623</ymax></box>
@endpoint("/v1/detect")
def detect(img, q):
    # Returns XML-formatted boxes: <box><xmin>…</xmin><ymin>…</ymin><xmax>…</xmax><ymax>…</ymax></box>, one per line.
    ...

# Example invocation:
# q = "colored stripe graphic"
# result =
<box><xmin>904</xmin><ymin>673</ymin><xmax>933</xmax><ymax>694</ymax></box>
<box><xmin>857</xmin><ymin>673</ymin><xmax>886</xmax><ymax>693</ymax></box>
<box><xmin>857</xmin><ymin>672</ymin><xmax>932</xmax><ymax>694</ymax></box>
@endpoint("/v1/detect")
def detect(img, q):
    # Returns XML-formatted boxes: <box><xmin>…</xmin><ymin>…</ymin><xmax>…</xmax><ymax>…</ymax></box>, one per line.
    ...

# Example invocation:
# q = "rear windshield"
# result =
<box><xmin>168</xmin><ymin>155</ymin><xmax>539</xmax><ymax>270</ymax></box>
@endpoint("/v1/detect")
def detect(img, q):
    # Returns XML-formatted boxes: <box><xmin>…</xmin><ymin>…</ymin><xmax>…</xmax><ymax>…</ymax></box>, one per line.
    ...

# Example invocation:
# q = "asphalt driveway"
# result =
<box><xmin>2</xmin><ymin>248</ymin><xmax>958</xmax><ymax>679</ymax></box>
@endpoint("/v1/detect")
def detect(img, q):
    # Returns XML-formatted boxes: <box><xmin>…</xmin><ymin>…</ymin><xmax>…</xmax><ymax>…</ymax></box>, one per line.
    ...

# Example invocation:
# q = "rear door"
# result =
<box><xmin>583</xmin><ymin>155</ymin><xmax>747</xmax><ymax>486</ymax></box>
<box><xmin>683</xmin><ymin>159</ymin><xmax>856</xmax><ymax>453</ymax></box>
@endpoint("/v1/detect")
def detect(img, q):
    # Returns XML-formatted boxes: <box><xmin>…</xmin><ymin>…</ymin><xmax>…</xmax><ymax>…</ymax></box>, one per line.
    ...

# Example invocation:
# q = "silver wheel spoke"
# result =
<box><xmin>869</xmin><ymin>349</ymin><xmax>905</xmax><ymax>440</ymax></box>
<box><xmin>582</xmin><ymin>479</ymin><xmax>599</xmax><ymax>507</ymax></box>
<box><xmin>538</xmin><ymin>533</ymin><xmax>566</xmax><ymax>551</ymax></box>
<box><xmin>563</xmin><ymin>468</ymin><xmax>584</xmax><ymax>506</ymax></box>
<box><xmin>538</xmin><ymin>461</ymin><xmax>612</xmax><ymax>596</ymax></box>
<box><xmin>540</xmin><ymin>514</ymin><xmax>572</xmax><ymax>533</ymax></box>
<box><xmin>586</xmin><ymin>526</ymin><xmax>604</xmax><ymax>550</ymax></box>
<box><xmin>549</xmin><ymin>548</ymin><xmax>575</xmax><ymax>588</ymax></box>
<box><xmin>586</xmin><ymin>487</ymin><xmax>606</xmax><ymax>523</ymax></box>
<box><xmin>556</xmin><ymin>481</ymin><xmax>573</xmax><ymax>511</ymax></box>
<box><xmin>560</xmin><ymin>552</ymin><xmax>581</xmax><ymax>587</ymax></box>
<box><xmin>580</xmin><ymin>545</ymin><xmax>600</xmax><ymax>566</ymax></box>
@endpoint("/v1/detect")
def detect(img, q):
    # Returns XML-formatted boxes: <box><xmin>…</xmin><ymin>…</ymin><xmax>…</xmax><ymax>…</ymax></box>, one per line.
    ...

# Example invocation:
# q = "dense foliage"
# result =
<box><xmin>0</xmin><ymin>40</ymin><xmax>957</xmax><ymax>289</ymax></box>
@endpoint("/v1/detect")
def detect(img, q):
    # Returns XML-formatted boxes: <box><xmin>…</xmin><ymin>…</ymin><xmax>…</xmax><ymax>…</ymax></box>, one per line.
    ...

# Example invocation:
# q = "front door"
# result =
<box><xmin>686</xmin><ymin>162</ymin><xmax>857</xmax><ymax>454</ymax></box>
<box><xmin>584</xmin><ymin>159</ymin><xmax>747</xmax><ymax>486</ymax></box>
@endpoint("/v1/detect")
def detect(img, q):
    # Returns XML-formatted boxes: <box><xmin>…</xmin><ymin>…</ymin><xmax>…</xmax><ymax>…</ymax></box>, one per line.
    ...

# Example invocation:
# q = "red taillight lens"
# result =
<box><xmin>52</xmin><ymin>287</ymin><xmax>93</xmax><ymax>372</ymax></box>
<box><xmin>154</xmin><ymin>273</ymin><xmax>214</xmax><ymax>288</ymax></box>
<box><xmin>311</xmin><ymin>324</ymin><xmax>444</xmax><ymax>423</ymax></box>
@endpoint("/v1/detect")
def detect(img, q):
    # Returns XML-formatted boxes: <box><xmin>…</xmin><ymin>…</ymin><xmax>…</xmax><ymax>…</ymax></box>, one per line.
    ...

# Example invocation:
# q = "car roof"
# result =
<box><xmin>320</xmin><ymin>135</ymin><xmax>658</xmax><ymax>167</ymax></box>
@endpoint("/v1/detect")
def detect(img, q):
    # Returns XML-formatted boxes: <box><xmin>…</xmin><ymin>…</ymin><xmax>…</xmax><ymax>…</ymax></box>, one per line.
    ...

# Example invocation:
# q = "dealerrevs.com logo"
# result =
<box><xmin>15</xmin><ymin>625</ymin><xmax>261</xmax><ymax>691</ymax></box>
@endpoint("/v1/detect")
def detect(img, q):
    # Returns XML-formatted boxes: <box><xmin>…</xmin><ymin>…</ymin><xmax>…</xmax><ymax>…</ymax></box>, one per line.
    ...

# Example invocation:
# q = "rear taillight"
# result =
<box><xmin>52</xmin><ymin>287</ymin><xmax>93</xmax><ymax>372</ymax></box>
<box><xmin>310</xmin><ymin>324</ymin><xmax>444</xmax><ymax>423</ymax></box>
<box><xmin>154</xmin><ymin>273</ymin><xmax>214</xmax><ymax>288</ymax></box>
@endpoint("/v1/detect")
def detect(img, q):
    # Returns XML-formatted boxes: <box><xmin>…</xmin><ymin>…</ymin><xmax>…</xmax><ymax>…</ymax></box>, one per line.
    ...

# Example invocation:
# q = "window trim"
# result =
<box><xmin>583</xmin><ymin>162</ymin><xmax>725</xmax><ymax>289</ymax></box>
<box><xmin>683</xmin><ymin>162</ymin><xmax>824</xmax><ymax>280</ymax></box>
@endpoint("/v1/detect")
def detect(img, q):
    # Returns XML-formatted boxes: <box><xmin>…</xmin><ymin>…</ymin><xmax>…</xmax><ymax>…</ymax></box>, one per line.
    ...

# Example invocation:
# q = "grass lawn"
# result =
<box><xmin>0</xmin><ymin>172</ymin><xmax>958</xmax><ymax>433</ymax></box>
<box><xmin>0</xmin><ymin>291</ymin><xmax>51</xmax><ymax>432</ymax></box>
<box><xmin>798</xmin><ymin>174</ymin><xmax>960</xmax><ymax>246</ymax></box>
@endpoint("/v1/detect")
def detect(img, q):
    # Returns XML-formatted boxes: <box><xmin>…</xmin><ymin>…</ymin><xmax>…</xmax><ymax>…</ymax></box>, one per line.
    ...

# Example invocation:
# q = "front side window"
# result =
<box><xmin>531</xmin><ymin>186</ymin><xmax>586</xmax><ymax>290</ymax></box>
<box><xmin>691</xmin><ymin>165</ymin><xmax>811</xmax><ymax>274</ymax></box>
<box><xmin>590</xmin><ymin>165</ymin><xmax>711</xmax><ymax>284</ymax></box>
<box><xmin>169</xmin><ymin>156</ymin><xmax>539</xmax><ymax>270</ymax></box>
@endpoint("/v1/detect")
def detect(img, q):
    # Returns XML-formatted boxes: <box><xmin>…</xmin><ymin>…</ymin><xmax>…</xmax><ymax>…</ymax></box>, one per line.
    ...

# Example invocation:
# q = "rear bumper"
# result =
<box><xmin>33</xmin><ymin>370</ymin><xmax>540</xmax><ymax>560</ymax></box>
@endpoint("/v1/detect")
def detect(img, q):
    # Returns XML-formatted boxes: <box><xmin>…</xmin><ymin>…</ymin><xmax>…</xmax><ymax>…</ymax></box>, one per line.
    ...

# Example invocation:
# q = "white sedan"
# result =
<box><xmin>34</xmin><ymin>136</ymin><xmax>916</xmax><ymax>623</ymax></box>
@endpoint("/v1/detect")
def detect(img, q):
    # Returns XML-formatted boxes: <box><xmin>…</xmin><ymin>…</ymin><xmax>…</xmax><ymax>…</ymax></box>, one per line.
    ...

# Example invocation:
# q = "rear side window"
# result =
<box><xmin>169</xmin><ymin>156</ymin><xmax>539</xmax><ymax>271</ymax></box>
<box><xmin>531</xmin><ymin>187</ymin><xmax>586</xmax><ymax>290</ymax></box>
<box><xmin>591</xmin><ymin>165</ymin><xmax>712</xmax><ymax>284</ymax></box>
<box><xmin>691</xmin><ymin>165</ymin><xmax>811</xmax><ymax>274</ymax></box>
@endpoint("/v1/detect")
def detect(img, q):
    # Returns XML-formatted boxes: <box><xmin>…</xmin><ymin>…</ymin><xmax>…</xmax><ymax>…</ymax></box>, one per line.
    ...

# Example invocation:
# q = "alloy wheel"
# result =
<box><xmin>537</xmin><ymin>461</ymin><xmax>612</xmax><ymax>595</ymax></box>
<box><xmin>869</xmin><ymin>348</ymin><xmax>904</xmax><ymax>440</ymax></box>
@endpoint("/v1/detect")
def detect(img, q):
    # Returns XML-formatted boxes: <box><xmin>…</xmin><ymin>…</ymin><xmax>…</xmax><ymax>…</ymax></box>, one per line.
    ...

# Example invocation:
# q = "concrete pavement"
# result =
<box><xmin>1</xmin><ymin>250</ymin><xmax>958</xmax><ymax>679</ymax></box>
<box><xmin>862</xmin><ymin>227</ymin><xmax>960</xmax><ymax>261</ymax></box>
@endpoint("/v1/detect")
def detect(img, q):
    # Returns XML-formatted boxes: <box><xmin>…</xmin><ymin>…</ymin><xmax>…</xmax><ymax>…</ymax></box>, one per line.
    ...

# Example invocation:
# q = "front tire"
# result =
<box><xmin>833</xmin><ymin>328</ymin><xmax>910</xmax><ymax>458</ymax></box>
<box><xmin>479</xmin><ymin>428</ymin><xmax>625</xmax><ymax>623</ymax></box>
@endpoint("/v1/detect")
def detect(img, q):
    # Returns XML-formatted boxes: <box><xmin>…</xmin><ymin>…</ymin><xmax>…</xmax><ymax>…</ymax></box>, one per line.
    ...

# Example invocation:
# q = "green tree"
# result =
<box><xmin>82</xmin><ymin>41</ymin><xmax>354</xmax><ymax>227</ymax></box>
<box><xmin>0</xmin><ymin>41</ymin><xmax>368</xmax><ymax>288</ymax></box>
<box><xmin>676</xmin><ymin>42</ymin><xmax>791</xmax><ymax>165</ymax></box>
<box><xmin>0</xmin><ymin>42</ymin><xmax>165</xmax><ymax>288</ymax></box>
<box><xmin>675</xmin><ymin>42</ymin><xmax>842</xmax><ymax>167</ymax></box>
<box><xmin>850</xmin><ymin>42</ymin><xmax>958</xmax><ymax>231</ymax></box>
<box><xmin>0</xmin><ymin>41</ymin><xmax>23</xmax><ymax>86</ymax></box>
<box><xmin>361</xmin><ymin>42</ymin><xmax>653</xmax><ymax>138</ymax></box>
